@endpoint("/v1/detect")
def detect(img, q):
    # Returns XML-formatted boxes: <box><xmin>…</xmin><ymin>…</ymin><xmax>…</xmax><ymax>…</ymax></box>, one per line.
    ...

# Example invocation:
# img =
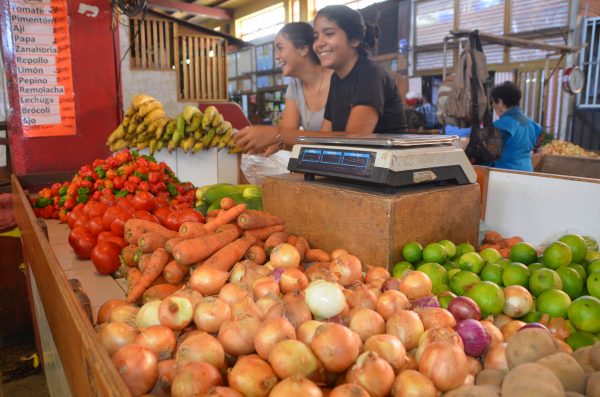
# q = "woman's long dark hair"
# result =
<box><xmin>278</xmin><ymin>22</ymin><xmax>321</xmax><ymax>65</ymax></box>
<box><xmin>315</xmin><ymin>5</ymin><xmax>378</xmax><ymax>58</ymax></box>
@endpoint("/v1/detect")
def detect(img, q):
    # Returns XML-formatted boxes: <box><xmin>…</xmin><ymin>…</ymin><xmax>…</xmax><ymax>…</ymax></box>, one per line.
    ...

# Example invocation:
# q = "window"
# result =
<box><xmin>314</xmin><ymin>0</ymin><xmax>387</xmax><ymax>11</ymax></box>
<box><xmin>129</xmin><ymin>16</ymin><xmax>175</xmax><ymax>70</ymax></box>
<box><xmin>579</xmin><ymin>17</ymin><xmax>600</xmax><ymax>107</ymax></box>
<box><xmin>238</xmin><ymin>4</ymin><xmax>285</xmax><ymax>42</ymax></box>
<box><xmin>510</xmin><ymin>0</ymin><xmax>568</xmax><ymax>34</ymax></box>
<box><xmin>458</xmin><ymin>0</ymin><xmax>504</xmax><ymax>36</ymax></box>
<box><xmin>415</xmin><ymin>0</ymin><xmax>454</xmax><ymax>46</ymax></box>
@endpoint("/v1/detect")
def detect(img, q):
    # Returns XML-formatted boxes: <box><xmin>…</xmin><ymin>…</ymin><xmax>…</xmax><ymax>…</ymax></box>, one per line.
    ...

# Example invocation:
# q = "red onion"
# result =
<box><xmin>519</xmin><ymin>322</ymin><xmax>549</xmax><ymax>332</ymax></box>
<box><xmin>412</xmin><ymin>296</ymin><xmax>440</xmax><ymax>309</ymax></box>
<box><xmin>447</xmin><ymin>296</ymin><xmax>481</xmax><ymax>321</ymax></box>
<box><xmin>271</xmin><ymin>268</ymin><xmax>285</xmax><ymax>282</ymax></box>
<box><xmin>454</xmin><ymin>319</ymin><xmax>491</xmax><ymax>357</ymax></box>
<box><xmin>381</xmin><ymin>278</ymin><xmax>400</xmax><ymax>292</ymax></box>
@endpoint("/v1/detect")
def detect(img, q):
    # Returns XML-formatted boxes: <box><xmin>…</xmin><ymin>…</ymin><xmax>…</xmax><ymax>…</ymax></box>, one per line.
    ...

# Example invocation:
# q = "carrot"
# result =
<box><xmin>245</xmin><ymin>244</ymin><xmax>267</xmax><ymax>265</ymax></box>
<box><xmin>305</xmin><ymin>248</ymin><xmax>332</xmax><ymax>263</ymax></box>
<box><xmin>206</xmin><ymin>216</ymin><xmax>216</xmax><ymax>223</ymax></box>
<box><xmin>124</xmin><ymin>224</ymin><xmax>145</xmax><ymax>244</ymax></box>
<box><xmin>163</xmin><ymin>260</ymin><xmax>190</xmax><ymax>285</ymax></box>
<box><xmin>124</xmin><ymin>219</ymin><xmax>178</xmax><ymax>244</ymax></box>
<box><xmin>207</xmin><ymin>209</ymin><xmax>223</xmax><ymax>218</ymax></box>
<box><xmin>138</xmin><ymin>232</ymin><xmax>170</xmax><ymax>253</ymax></box>
<box><xmin>137</xmin><ymin>253</ymin><xmax>152</xmax><ymax>273</ymax></box>
<box><xmin>295</xmin><ymin>236</ymin><xmax>310</xmax><ymax>262</ymax></box>
<box><xmin>142</xmin><ymin>283</ymin><xmax>183</xmax><ymax>303</ymax></box>
<box><xmin>165</xmin><ymin>237</ymin><xmax>185</xmax><ymax>254</ymax></box>
<box><xmin>220</xmin><ymin>197</ymin><xmax>235</xmax><ymax>210</ymax></box>
<box><xmin>203</xmin><ymin>236</ymin><xmax>257</xmax><ymax>272</ymax></box>
<box><xmin>215</xmin><ymin>223</ymin><xmax>243</xmax><ymax>235</ymax></box>
<box><xmin>237</xmin><ymin>210</ymin><xmax>284</xmax><ymax>230</ymax></box>
<box><xmin>264</xmin><ymin>231</ymin><xmax>290</xmax><ymax>255</ymax></box>
<box><xmin>150</xmin><ymin>275</ymin><xmax>168</xmax><ymax>286</ymax></box>
<box><xmin>127</xmin><ymin>267</ymin><xmax>141</xmax><ymax>289</ymax></box>
<box><xmin>179</xmin><ymin>222</ymin><xmax>209</xmax><ymax>239</ymax></box>
<box><xmin>203</xmin><ymin>204</ymin><xmax>247</xmax><ymax>233</ymax></box>
<box><xmin>172</xmin><ymin>226</ymin><xmax>241</xmax><ymax>265</ymax></box>
<box><xmin>287</xmin><ymin>234</ymin><xmax>298</xmax><ymax>246</ymax></box>
<box><xmin>504</xmin><ymin>236</ymin><xmax>524</xmax><ymax>248</ymax></box>
<box><xmin>242</xmin><ymin>224</ymin><xmax>285</xmax><ymax>241</ymax></box>
<box><xmin>127</xmin><ymin>248</ymin><xmax>170</xmax><ymax>303</ymax></box>
<box><xmin>483</xmin><ymin>230</ymin><xmax>503</xmax><ymax>244</ymax></box>
<box><xmin>498</xmin><ymin>247</ymin><xmax>510</xmax><ymax>259</ymax></box>
<box><xmin>120</xmin><ymin>245</ymin><xmax>139</xmax><ymax>267</ymax></box>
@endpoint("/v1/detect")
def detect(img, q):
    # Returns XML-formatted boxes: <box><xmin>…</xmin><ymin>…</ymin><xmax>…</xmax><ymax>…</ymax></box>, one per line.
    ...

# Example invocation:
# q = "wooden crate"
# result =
<box><xmin>263</xmin><ymin>174</ymin><xmax>481</xmax><ymax>268</ymax></box>
<box><xmin>535</xmin><ymin>154</ymin><xmax>600</xmax><ymax>179</ymax></box>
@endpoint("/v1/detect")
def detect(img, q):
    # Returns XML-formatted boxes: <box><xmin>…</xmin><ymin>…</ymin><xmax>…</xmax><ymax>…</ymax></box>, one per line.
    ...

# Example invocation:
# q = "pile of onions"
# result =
<box><xmin>203</xmin><ymin>386</ymin><xmax>244</xmax><ymax>397</ymax></box>
<box><xmin>158</xmin><ymin>295</ymin><xmax>194</xmax><ymax>331</ymax></box>
<box><xmin>415</xmin><ymin>327</ymin><xmax>463</xmax><ymax>362</ymax></box>
<box><xmin>414</xmin><ymin>307</ymin><xmax>456</xmax><ymax>330</ymax></box>
<box><xmin>330</xmin><ymin>383</ymin><xmax>370</xmax><ymax>397</ymax></box>
<box><xmin>227</xmin><ymin>355</ymin><xmax>278</xmax><ymax>397</ymax></box>
<box><xmin>346</xmin><ymin>351</ymin><xmax>395</xmax><ymax>397</ymax></box>
<box><xmin>329</xmin><ymin>254</ymin><xmax>362</xmax><ymax>286</ymax></box>
<box><xmin>364</xmin><ymin>267</ymin><xmax>390</xmax><ymax>284</ymax></box>
<box><xmin>264</xmin><ymin>295</ymin><xmax>312</xmax><ymax>328</ymax></box>
<box><xmin>136</xmin><ymin>300</ymin><xmax>162</xmax><ymax>329</ymax></box>
<box><xmin>380</xmin><ymin>277</ymin><xmax>401</xmax><ymax>292</ymax></box>
<box><xmin>188</xmin><ymin>265</ymin><xmax>229</xmax><ymax>296</ymax></box>
<box><xmin>346</xmin><ymin>285</ymin><xmax>378</xmax><ymax>311</ymax></box>
<box><xmin>98</xmin><ymin>321</ymin><xmax>139</xmax><ymax>356</ymax></box>
<box><xmin>156</xmin><ymin>359</ymin><xmax>177</xmax><ymax>391</ymax></box>
<box><xmin>193</xmin><ymin>297</ymin><xmax>231</xmax><ymax>333</ymax></box>
<box><xmin>269</xmin><ymin>375</ymin><xmax>323</xmax><ymax>397</ymax></box>
<box><xmin>310</xmin><ymin>323</ymin><xmax>360</xmax><ymax>373</ymax></box>
<box><xmin>217</xmin><ymin>314</ymin><xmax>261</xmax><ymax>356</ymax></box>
<box><xmin>500</xmin><ymin>319</ymin><xmax>527</xmax><ymax>342</ymax></box>
<box><xmin>480</xmin><ymin>320</ymin><xmax>504</xmax><ymax>346</ymax></box>
<box><xmin>171</xmin><ymin>361</ymin><xmax>222</xmax><ymax>397</ymax></box>
<box><xmin>348</xmin><ymin>308</ymin><xmax>385</xmax><ymax>341</ymax></box>
<box><xmin>363</xmin><ymin>334</ymin><xmax>407</xmax><ymax>372</ymax></box>
<box><xmin>386</xmin><ymin>310</ymin><xmax>424</xmax><ymax>350</ymax></box>
<box><xmin>411</xmin><ymin>296</ymin><xmax>440</xmax><ymax>309</ymax></box>
<box><xmin>270</xmin><ymin>243</ymin><xmax>301</xmax><ymax>269</ymax></box>
<box><xmin>252</xmin><ymin>277</ymin><xmax>280</xmax><ymax>299</ymax></box>
<box><xmin>267</xmin><ymin>339</ymin><xmax>322</xmax><ymax>380</ymax></box>
<box><xmin>96</xmin><ymin>299</ymin><xmax>127</xmax><ymax>325</ymax></box>
<box><xmin>502</xmin><ymin>285</ymin><xmax>533</xmax><ymax>318</ymax></box>
<box><xmin>296</xmin><ymin>320</ymin><xmax>323</xmax><ymax>345</ymax></box>
<box><xmin>111</xmin><ymin>344</ymin><xmax>159</xmax><ymax>396</ymax></box>
<box><xmin>304</xmin><ymin>280</ymin><xmax>346</xmax><ymax>320</ymax></box>
<box><xmin>218</xmin><ymin>283</ymin><xmax>250</xmax><ymax>306</ymax></box>
<box><xmin>108</xmin><ymin>304</ymin><xmax>138</xmax><ymax>327</ymax></box>
<box><xmin>390</xmin><ymin>369</ymin><xmax>437</xmax><ymax>397</ymax></box>
<box><xmin>279</xmin><ymin>268</ymin><xmax>309</xmax><ymax>293</ymax></box>
<box><xmin>254</xmin><ymin>317</ymin><xmax>296</xmax><ymax>359</ymax></box>
<box><xmin>447</xmin><ymin>296</ymin><xmax>481</xmax><ymax>321</ymax></box>
<box><xmin>483</xmin><ymin>342</ymin><xmax>508</xmax><ymax>370</ymax></box>
<box><xmin>175</xmin><ymin>331</ymin><xmax>225</xmax><ymax>370</ymax></box>
<box><xmin>398</xmin><ymin>271</ymin><xmax>432</xmax><ymax>300</ymax></box>
<box><xmin>376</xmin><ymin>290</ymin><xmax>410</xmax><ymax>320</ymax></box>
<box><xmin>173</xmin><ymin>288</ymin><xmax>203</xmax><ymax>307</ymax></box>
<box><xmin>135</xmin><ymin>325</ymin><xmax>177</xmax><ymax>361</ymax></box>
<box><xmin>418</xmin><ymin>341</ymin><xmax>468</xmax><ymax>391</ymax></box>
<box><xmin>454</xmin><ymin>319</ymin><xmax>491</xmax><ymax>357</ymax></box>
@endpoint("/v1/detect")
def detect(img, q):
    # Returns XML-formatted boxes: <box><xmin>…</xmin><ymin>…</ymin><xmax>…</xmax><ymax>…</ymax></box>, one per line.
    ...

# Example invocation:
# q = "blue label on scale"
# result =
<box><xmin>297</xmin><ymin>147</ymin><xmax>375</xmax><ymax>177</ymax></box>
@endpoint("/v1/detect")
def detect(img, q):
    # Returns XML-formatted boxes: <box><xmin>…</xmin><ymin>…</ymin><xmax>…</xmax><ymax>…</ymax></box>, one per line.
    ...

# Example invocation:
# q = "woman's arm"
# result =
<box><xmin>344</xmin><ymin>105</ymin><xmax>379</xmax><ymax>135</ymax></box>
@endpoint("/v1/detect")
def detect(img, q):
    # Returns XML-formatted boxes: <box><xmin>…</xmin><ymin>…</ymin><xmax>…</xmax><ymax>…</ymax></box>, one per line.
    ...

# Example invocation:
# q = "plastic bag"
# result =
<box><xmin>241</xmin><ymin>150</ymin><xmax>292</xmax><ymax>185</ymax></box>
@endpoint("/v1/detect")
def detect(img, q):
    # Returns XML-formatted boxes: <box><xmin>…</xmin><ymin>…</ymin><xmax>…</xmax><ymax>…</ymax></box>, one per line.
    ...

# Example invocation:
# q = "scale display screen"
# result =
<box><xmin>296</xmin><ymin>147</ymin><xmax>375</xmax><ymax>177</ymax></box>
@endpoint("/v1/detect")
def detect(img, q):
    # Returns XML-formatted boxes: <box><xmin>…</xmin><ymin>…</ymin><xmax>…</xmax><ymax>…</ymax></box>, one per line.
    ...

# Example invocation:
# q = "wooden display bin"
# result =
<box><xmin>534</xmin><ymin>154</ymin><xmax>600</xmax><ymax>179</ymax></box>
<box><xmin>263</xmin><ymin>174</ymin><xmax>481</xmax><ymax>268</ymax></box>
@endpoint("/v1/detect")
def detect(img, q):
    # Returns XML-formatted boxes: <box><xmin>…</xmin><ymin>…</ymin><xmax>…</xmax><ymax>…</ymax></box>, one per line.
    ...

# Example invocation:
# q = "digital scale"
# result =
<box><xmin>287</xmin><ymin>134</ymin><xmax>477</xmax><ymax>187</ymax></box>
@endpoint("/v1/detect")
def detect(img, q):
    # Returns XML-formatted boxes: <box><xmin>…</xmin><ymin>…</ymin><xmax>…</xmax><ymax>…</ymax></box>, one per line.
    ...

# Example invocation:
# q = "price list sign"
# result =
<box><xmin>9</xmin><ymin>0</ymin><xmax>76</xmax><ymax>137</ymax></box>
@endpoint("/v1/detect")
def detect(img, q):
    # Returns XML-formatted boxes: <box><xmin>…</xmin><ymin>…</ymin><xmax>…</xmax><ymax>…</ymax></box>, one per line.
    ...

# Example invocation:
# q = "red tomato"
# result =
<box><xmin>153</xmin><ymin>207</ymin><xmax>172</xmax><ymax>226</ymax></box>
<box><xmin>86</xmin><ymin>216</ymin><xmax>105</xmax><ymax>237</ymax></box>
<box><xmin>68</xmin><ymin>226</ymin><xmax>90</xmax><ymax>247</ymax></box>
<box><xmin>72</xmin><ymin>215</ymin><xmax>90</xmax><ymax>230</ymax></box>
<box><xmin>154</xmin><ymin>196</ymin><xmax>170</xmax><ymax>208</ymax></box>
<box><xmin>179</xmin><ymin>208</ymin><xmax>205</xmax><ymax>224</ymax></box>
<box><xmin>162</xmin><ymin>210</ymin><xmax>182</xmax><ymax>231</ymax></box>
<box><xmin>66</xmin><ymin>205</ymin><xmax>85</xmax><ymax>229</ymax></box>
<box><xmin>117</xmin><ymin>198</ymin><xmax>135</xmax><ymax>213</ymax></box>
<box><xmin>102</xmin><ymin>206</ymin><xmax>125</xmax><ymax>230</ymax></box>
<box><xmin>91</xmin><ymin>241</ymin><xmax>121</xmax><ymax>275</ymax></box>
<box><xmin>83</xmin><ymin>200</ymin><xmax>108</xmax><ymax>219</ymax></box>
<box><xmin>133</xmin><ymin>209</ymin><xmax>160</xmax><ymax>224</ymax></box>
<box><xmin>97</xmin><ymin>231</ymin><xmax>128</xmax><ymax>249</ymax></box>
<box><xmin>99</xmin><ymin>192</ymin><xmax>116</xmax><ymax>207</ymax></box>
<box><xmin>131</xmin><ymin>191</ymin><xmax>156</xmax><ymax>212</ymax></box>
<box><xmin>110</xmin><ymin>212</ymin><xmax>133</xmax><ymax>237</ymax></box>
<box><xmin>71</xmin><ymin>234</ymin><xmax>96</xmax><ymax>260</ymax></box>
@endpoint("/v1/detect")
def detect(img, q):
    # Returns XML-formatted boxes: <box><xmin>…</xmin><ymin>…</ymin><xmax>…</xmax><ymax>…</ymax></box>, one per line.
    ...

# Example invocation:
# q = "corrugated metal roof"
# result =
<box><xmin>510</xmin><ymin>0</ymin><xmax>569</xmax><ymax>33</ymax></box>
<box><xmin>415</xmin><ymin>0</ymin><xmax>455</xmax><ymax>46</ymax></box>
<box><xmin>458</xmin><ymin>0</ymin><xmax>504</xmax><ymax>35</ymax></box>
<box><xmin>416</xmin><ymin>50</ymin><xmax>454</xmax><ymax>70</ymax></box>
<box><xmin>509</xmin><ymin>36</ymin><xmax>566</xmax><ymax>62</ymax></box>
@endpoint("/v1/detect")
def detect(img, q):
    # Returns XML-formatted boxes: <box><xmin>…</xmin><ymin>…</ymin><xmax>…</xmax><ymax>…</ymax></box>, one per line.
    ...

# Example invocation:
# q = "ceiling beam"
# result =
<box><xmin>147</xmin><ymin>0</ymin><xmax>232</xmax><ymax>21</ymax></box>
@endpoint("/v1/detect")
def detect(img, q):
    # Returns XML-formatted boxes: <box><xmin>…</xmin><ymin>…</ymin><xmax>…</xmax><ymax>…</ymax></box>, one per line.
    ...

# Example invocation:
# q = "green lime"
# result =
<box><xmin>583</xmin><ymin>236</ymin><xmax>598</xmax><ymax>251</ymax></box>
<box><xmin>587</xmin><ymin>272</ymin><xmax>600</xmax><ymax>299</ymax></box>
<box><xmin>496</xmin><ymin>258</ymin><xmax>512</xmax><ymax>269</ymax></box>
<box><xmin>568</xmin><ymin>295</ymin><xmax>600</xmax><ymax>333</ymax></box>
<box><xmin>417</xmin><ymin>262</ymin><xmax>448</xmax><ymax>293</ymax></box>
<box><xmin>480</xmin><ymin>247</ymin><xmax>503</xmax><ymax>265</ymax></box>
<box><xmin>457</xmin><ymin>252</ymin><xmax>485</xmax><ymax>274</ymax></box>
<box><xmin>510</xmin><ymin>242</ymin><xmax>538</xmax><ymax>265</ymax></box>
<box><xmin>528</xmin><ymin>262</ymin><xmax>544</xmax><ymax>274</ymax></box>
<box><xmin>449</xmin><ymin>270</ymin><xmax>481</xmax><ymax>296</ymax></box>
<box><xmin>529</xmin><ymin>268</ymin><xmax>563</xmax><ymax>297</ymax></box>
<box><xmin>588</xmin><ymin>260</ymin><xmax>600</xmax><ymax>275</ymax></box>
<box><xmin>521</xmin><ymin>310</ymin><xmax>543</xmax><ymax>323</ymax></box>
<box><xmin>443</xmin><ymin>261</ymin><xmax>459</xmax><ymax>271</ymax></box>
<box><xmin>434</xmin><ymin>283</ymin><xmax>450</xmax><ymax>294</ymax></box>
<box><xmin>502</xmin><ymin>262</ymin><xmax>530</xmax><ymax>288</ymax></box>
<box><xmin>401</xmin><ymin>242</ymin><xmax>423</xmax><ymax>264</ymax></box>
<box><xmin>438</xmin><ymin>240</ymin><xmax>457</xmax><ymax>260</ymax></box>
<box><xmin>455</xmin><ymin>242</ymin><xmax>475</xmax><ymax>258</ymax></box>
<box><xmin>422</xmin><ymin>243</ymin><xmax>447</xmax><ymax>265</ymax></box>
<box><xmin>559</xmin><ymin>234</ymin><xmax>588</xmax><ymax>264</ymax></box>
<box><xmin>480</xmin><ymin>263</ymin><xmax>504</xmax><ymax>285</ymax></box>
<box><xmin>565</xmin><ymin>331</ymin><xmax>597</xmax><ymax>351</ymax></box>
<box><xmin>447</xmin><ymin>268</ymin><xmax>461</xmax><ymax>280</ymax></box>
<box><xmin>584</xmin><ymin>250</ymin><xmax>600</xmax><ymax>266</ymax></box>
<box><xmin>437</xmin><ymin>291</ymin><xmax>456</xmax><ymax>309</ymax></box>
<box><xmin>392</xmin><ymin>261</ymin><xmax>414</xmax><ymax>278</ymax></box>
<box><xmin>465</xmin><ymin>281</ymin><xmax>505</xmax><ymax>318</ymax></box>
<box><xmin>536</xmin><ymin>289</ymin><xmax>571</xmax><ymax>319</ymax></box>
<box><xmin>569</xmin><ymin>263</ymin><xmax>587</xmax><ymax>280</ymax></box>
<box><xmin>543</xmin><ymin>241</ymin><xmax>573</xmax><ymax>269</ymax></box>
<box><xmin>556</xmin><ymin>266</ymin><xmax>584</xmax><ymax>300</ymax></box>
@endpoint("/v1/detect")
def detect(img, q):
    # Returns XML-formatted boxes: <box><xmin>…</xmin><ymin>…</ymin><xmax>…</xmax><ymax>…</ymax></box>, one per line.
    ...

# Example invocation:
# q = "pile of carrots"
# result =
<box><xmin>480</xmin><ymin>230</ymin><xmax>524</xmax><ymax>258</ymax></box>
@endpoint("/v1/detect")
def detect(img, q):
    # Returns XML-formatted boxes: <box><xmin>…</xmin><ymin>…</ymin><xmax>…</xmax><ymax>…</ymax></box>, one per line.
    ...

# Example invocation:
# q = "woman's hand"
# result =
<box><xmin>234</xmin><ymin>125</ymin><xmax>280</xmax><ymax>154</ymax></box>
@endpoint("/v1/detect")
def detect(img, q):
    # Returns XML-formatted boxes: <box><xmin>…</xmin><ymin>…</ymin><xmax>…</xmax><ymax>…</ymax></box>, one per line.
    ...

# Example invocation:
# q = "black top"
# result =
<box><xmin>324</xmin><ymin>57</ymin><xmax>407</xmax><ymax>134</ymax></box>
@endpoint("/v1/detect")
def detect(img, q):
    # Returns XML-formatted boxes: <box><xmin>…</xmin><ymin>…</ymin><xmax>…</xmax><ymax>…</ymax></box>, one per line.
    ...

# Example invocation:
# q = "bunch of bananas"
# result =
<box><xmin>106</xmin><ymin>95</ymin><xmax>241</xmax><ymax>155</ymax></box>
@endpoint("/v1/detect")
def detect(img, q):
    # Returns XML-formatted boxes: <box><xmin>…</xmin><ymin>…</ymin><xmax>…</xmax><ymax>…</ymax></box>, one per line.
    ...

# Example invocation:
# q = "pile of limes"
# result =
<box><xmin>395</xmin><ymin>233</ymin><xmax>600</xmax><ymax>350</ymax></box>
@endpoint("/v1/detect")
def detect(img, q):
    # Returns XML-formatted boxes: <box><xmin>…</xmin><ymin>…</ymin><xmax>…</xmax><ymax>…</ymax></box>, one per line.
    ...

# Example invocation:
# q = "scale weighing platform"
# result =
<box><xmin>287</xmin><ymin>134</ymin><xmax>477</xmax><ymax>187</ymax></box>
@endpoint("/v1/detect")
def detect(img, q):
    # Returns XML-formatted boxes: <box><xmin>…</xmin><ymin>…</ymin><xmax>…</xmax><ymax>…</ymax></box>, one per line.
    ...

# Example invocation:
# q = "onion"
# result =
<box><xmin>519</xmin><ymin>322</ymin><xmax>549</xmax><ymax>332</ymax></box>
<box><xmin>219</xmin><ymin>282</ymin><xmax>251</xmax><ymax>306</ymax></box>
<box><xmin>96</xmin><ymin>299</ymin><xmax>127</xmax><ymax>325</ymax></box>
<box><xmin>136</xmin><ymin>300</ymin><xmax>162</xmax><ymax>329</ymax></box>
<box><xmin>368</xmin><ymin>278</ymin><xmax>386</xmax><ymax>292</ymax></box>
<box><xmin>193</xmin><ymin>296</ymin><xmax>231</xmax><ymax>333</ymax></box>
<box><xmin>256</xmin><ymin>293</ymin><xmax>281</xmax><ymax>318</ymax></box>
<box><xmin>270</xmin><ymin>267</ymin><xmax>284</xmax><ymax>282</ymax></box>
<box><xmin>305</xmin><ymin>280</ymin><xmax>345</xmax><ymax>320</ymax></box>
<box><xmin>269</xmin><ymin>375</ymin><xmax>323</xmax><ymax>397</ymax></box>
<box><xmin>386</xmin><ymin>310</ymin><xmax>424</xmax><ymax>350</ymax></box>
<box><xmin>390</xmin><ymin>369</ymin><xmax>437</xmax><ymax>397</ymax></box>
<box><xmin>415</xmin><ymin>326</ymin><xmax>463</xmax><ymax>362</ymax></box>
<box><xmin>480</xmin><ymin>320</ymin><xmax>504</xmax><ymax>346</ymax></box>
<box><xmin>230</xmin><ymin>296</ymin><xmax>263</xmax><ymax>319</ymax></box>
<box><xmin>376</xmin><ymin>290</ymin><xmax>410</xmax><ymax>320</ymax></box>
<box><xmin>329</xmin><ymin>254</ymin><xmax>362</xmax><ymax>286</ymax></box>
<box><xmin>305</xmin><ymin>262</ymin><xmax>337</xmax><ymax>282</ymax></box>
<box><xmin>364</xmin><ymin>267</ymin><xmax>390</xmax><ymax>284</ymax></box>
<box><xmin>500</xmin><ymin>320</ymin><xmax>527</xmax><ymax>342</ymax></box>
<box><xmin>188</xmin><ymin>265</ymin><xmax>229</xmax><ymax>296</ymax></box>
<box><xmin>203</xmin><ymin>386</ymin><xmax>243</xmax><ymax>397</ymax></box>
<box><xmin>493</xmin><ymin>313</ymin><xmax>512</xmax><ymax>330</ymax></box>
<box><xmin>364</xmin><ymin>334</ymin><xmax>407</xmax><ymax>372</ymax></box>
<box><xmin>296</xmin><ymin>320</ymin><xmax>323</xmax><ymax>345</ymax></box>
<box><xmin>217</xmin><ymin>314</ymin><xmax>261</xmax><ymax>356</ymax></box>
<box><xmin>135</xmin><ymin>325</ymin><xmax>177</xmax><ymax>361</ymax></box>
<box><xmin>280</xmin><ymin>268</ymin><xmax>309</xmax><ymax>293</ymax></box>
<box><xmin>418</xmin><ymin>341</ymin><xmax>468</xmax><ymax>391</ymax></box>
<box><xmin>547</xmin><ymin>317</ymin><xmax>570</xmax><ymax>341</ymax></box>
<box><xmin>346</xmin><ymin>285</ymin><xmax>378</xmax><ymax>311</ymax></box>
<box><xmin>112</xmin><ymin>344</ymin><xmax>158</xmax><ymax>396</ymax></box>
<box><xmin>229</xmin><ymin>261</ymin><xmax>248</xmax><ymax>283</ymax></box>
<box><xmin>502</xmin><ymin>285</ymin><xmax>533</xmax><ymax>318</ymax></box>
<box><xmin>330</xmin><ymin>248</ymin><xmax>349</xmax><ymax>259</ymax></box>
<box><xmin>158</xmin><ymin>295</ymin><xmax>194</xmax><ymax>331</ymax></box>
<box><xmin>466</xmin><ymin>355</ymin><xmax>482</xmax><ymax>375</ymax></box>
<box><xmin>171</xmin><ymin>361</ymin><xmax>223</xmax><ymax>397</ymax></box>
<box><xmin>348</xmin><ymin>308</ymin><xmax>385</xmax><ymax>341</ymax></box>
<box><xmin>310</xmin><ymin>323</ymin><xmax>360</xmax><ymax>373</ymax></box>
<box><xmin>398</xmin><ymin>271</ymin><xmax>432</xmax><ymax>300</ymax></box>
<box><xmin>267</xmin><ymin>339</ymin><xmax>322</xmax><ymax>380</ymax></box>
<box><xmin>399</xmin><ymin>351</ymin><xmax>418</xmax><ymax>371</ymax></box>
<box><xmin>483</xmin><ymin>342</ymin><xmax>508</xmax><ymax>370</ymax></box>
<box><xmin>175</xmin><ymin>331</ymin><xmax>225</xmax><ymax>370</ymax></box>
<box><xmin>411</xmin><ymin>296</ymin><xmax>440</xmax><ymax>309</ymax></box>
<box><xmin>227</xmin><ymin>355</ymin><xmax>278</xmax><ymax>397</ymax></box>
<box><xmin>265</xmin><ymin>295</ymin><xmax>312</xmax><ymax>328</ymax></box>
<box><xmin>254</xmin><ymin>317</ymin><xmax>296</xmax><ymax>359</ymax></box>
<box><xmin>172</xmin><ymin>288</ymin><xmax>203</xmax><ymax>307</ymax></box>
<box><xmin>252</xmin><ymin>277</ymin><xmax>280</xmax><ymax>299</ymax></box>
<box><xmin>330</xmin><ymin>383</ymin><xmax>370</xmax><ymax>397</ymax></box>
<box><xmin>346</xmin><ymin>351</ymin><xmax>394</xmax><ymax>397</ymax></box>
<box><xmin>108</xmin><ymin>304</ymin><xmax>139</xmax><ymax>327</ymax></box>
<box><xmin>414</xmin><ymin>307</ymin><xmax>456</xmax><ymax>330</ymax></box>
<box><xmin>454</xmin><ymin>319</ymin><xmax>491</xmax><ymax>357</ymax></box>
<box><xmin>97</xmin><ymin>321</ymin><xmax>139</xmax><ymax>356</ymax></box>
<box><xmin>447</xmin><ymin>296</ymin><xmax>481</xmax><ymax>321</ymax></box>
<box><xmin>270</xmin><ymin>243</ymin><xmax>301</xmax><ymax>268</ymax></box>
<box><xmin>156</xmin><ymin>359</ymin><xmax>177</xmax><ymax>390</ymax></box>
<box><xmin>241</xmin><ymin>262</ymin><xmax>272</xmax><ymax>287</ymax></box>
<box><xmin>381</xmin><ymin>277</ymin><xmax>401</xmax><ymax>292</ymax></box>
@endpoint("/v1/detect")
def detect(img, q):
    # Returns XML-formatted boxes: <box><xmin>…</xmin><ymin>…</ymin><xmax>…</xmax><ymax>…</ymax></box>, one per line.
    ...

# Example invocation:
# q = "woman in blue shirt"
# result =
<box><xmin>490</xmin><ymin>81</ymin><xmax>542</xmax><ymax>171</ymax></box>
